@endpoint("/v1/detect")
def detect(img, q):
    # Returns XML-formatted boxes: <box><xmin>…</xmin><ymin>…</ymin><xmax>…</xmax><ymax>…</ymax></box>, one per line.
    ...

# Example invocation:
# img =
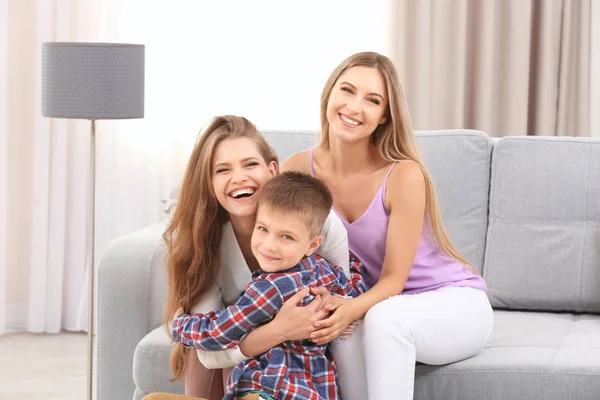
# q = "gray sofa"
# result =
<box><xmin>97</xmin><ymin>130</ymin><xmax>600</xmax><ymax>400</ymax></box>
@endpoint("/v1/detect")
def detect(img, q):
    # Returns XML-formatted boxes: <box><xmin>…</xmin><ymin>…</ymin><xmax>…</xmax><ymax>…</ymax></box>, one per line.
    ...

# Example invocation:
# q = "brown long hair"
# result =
<box><xmin>163</xmin><ymin>115</ymin><xmax>278</xmax><ymax>380</ymax></box>
<box><xmin>319</xmin><ymin>52</ymin><xmax>472</xmax><ymax>268</ymax></box>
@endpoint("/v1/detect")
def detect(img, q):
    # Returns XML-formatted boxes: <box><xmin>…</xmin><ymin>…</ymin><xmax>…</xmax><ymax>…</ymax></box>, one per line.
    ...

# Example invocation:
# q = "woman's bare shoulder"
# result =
<box><xmin>390</xmin><ymin>160</ymin><xmax>425</xmax><ymax>185</ymax></box>
<box><xmin>385</xmin><ymin>161</ymin><xmax>426</xmax><ymax>208</ymax></box>
<box><xmin>280</xmin><ymin>149</ymin><xmax>312</xmax><ymax>174</ymax></box>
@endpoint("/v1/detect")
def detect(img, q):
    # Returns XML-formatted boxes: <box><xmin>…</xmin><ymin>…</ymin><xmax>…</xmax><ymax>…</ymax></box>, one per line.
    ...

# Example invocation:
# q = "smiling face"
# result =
<box><xmin>251</xmin><ymin>206</ymin><xmax>322</xmax><ymax>273</ymax></box>
<box><xmin>325</xmin><ymin>66</ymin><xmax>389</xmax><ymax>144</ymax></box>
<box><xmin>212</xmin><ymin>138</ymin><xmax>277</xmax><ymax>218</ymax></box>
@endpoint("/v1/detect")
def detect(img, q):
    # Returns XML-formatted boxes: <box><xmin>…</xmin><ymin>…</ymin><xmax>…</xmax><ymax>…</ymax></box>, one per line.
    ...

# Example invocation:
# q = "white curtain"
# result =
<box><xmin>3</xmin><ymin>0</ymin><xmax>99</xmax><ymax>333</ymax></box>
<box><xmin>0</xmin><ymin>0</ymin><xmax>174</xmax><ymax>334</ymax></box>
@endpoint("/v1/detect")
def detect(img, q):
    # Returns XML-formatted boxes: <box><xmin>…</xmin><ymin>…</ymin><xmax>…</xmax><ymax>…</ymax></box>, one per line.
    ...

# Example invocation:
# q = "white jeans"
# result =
<box><xmin>331</xmin><ymin>286</ymin><xmax>493</xmax><ymax>400</ymax></box>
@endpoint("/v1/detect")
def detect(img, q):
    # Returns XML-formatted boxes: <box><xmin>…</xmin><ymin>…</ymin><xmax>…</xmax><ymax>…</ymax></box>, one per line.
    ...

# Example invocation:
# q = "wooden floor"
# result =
<box><xmin>0</xmin><ymin>332</ymin><xmax>89</xmax><ymax>400</ymax></box>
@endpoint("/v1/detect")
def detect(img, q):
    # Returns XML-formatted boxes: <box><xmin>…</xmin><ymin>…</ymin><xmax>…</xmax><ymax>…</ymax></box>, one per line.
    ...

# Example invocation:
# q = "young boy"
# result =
<box><xmin>171</xmin><ymin>172</ymin><xmax>366</xmax><ymax>400</ymax></box>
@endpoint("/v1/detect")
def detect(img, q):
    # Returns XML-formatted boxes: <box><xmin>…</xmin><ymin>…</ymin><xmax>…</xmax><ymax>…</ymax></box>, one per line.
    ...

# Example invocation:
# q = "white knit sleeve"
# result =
<box><xmin>317</xmin><ymin>210</ymin><xmax>350</xmax><ymax>278</ymax></box>
<box><xmin>190</xmin><ymin>284</ymin><xmax>249</xmax><ymax>369</ymax></box>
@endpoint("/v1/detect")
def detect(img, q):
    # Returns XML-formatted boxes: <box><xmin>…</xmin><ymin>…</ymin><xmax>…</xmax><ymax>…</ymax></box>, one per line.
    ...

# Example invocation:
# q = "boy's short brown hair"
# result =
<box><xmin>258</xmin><ymin>172</ymin><xmax>333</xmax><ymax>237</ymax></box>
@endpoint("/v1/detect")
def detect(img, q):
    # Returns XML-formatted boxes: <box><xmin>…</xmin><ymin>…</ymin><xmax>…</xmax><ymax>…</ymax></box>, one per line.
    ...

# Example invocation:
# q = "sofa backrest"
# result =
<box><xmin>262</xmin><ymin>129</ymin><xmax>493</xmax><ymax>272</ymax></box>
<box><xmin>262</xmin><ymin>131</ymin><xmax>318</xmax><ymax>162</ymax></box>
<box><xmin>484</xmin><ymin>137</ymin><xmax>600</xmax><ymax>313</ymax></box>
<box><xmin>416</xmin><ymin>131</ymin><xmax>492</xmax><ymax>272</ymax></box>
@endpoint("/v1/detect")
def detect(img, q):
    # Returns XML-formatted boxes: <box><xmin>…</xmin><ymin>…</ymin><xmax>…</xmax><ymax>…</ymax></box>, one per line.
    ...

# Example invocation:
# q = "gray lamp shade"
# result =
<box><xmin>41</xmin><ymin>42</ymin><xmax>144</xmax><ymax>120</ymax></box>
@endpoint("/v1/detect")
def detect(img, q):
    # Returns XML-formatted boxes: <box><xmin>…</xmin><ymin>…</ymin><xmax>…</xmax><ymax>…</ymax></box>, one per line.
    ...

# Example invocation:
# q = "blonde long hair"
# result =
<box><xmin>319</xmin><ymin>52</ymin><xmax>472</xmax><ymax>268</ymax></box>
<box><xmin>163</xmin><ymin>115</ymin><xmax>278</xmax><ymax>380</ymax></box>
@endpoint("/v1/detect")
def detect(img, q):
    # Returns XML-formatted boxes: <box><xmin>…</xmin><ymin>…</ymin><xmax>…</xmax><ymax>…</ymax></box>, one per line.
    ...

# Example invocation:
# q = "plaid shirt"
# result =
<box><xmin>173</xmin><ymin>252</ymin><xmax>366</xmax><ymax>400</ymax></box>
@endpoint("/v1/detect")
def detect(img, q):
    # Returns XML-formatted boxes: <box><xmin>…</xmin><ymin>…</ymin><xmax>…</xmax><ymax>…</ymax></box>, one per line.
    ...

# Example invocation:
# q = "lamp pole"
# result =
<box><xmin>86</xmin><ymin>119</ymin><xmax>96</xmax><ymax>400</ymax></box>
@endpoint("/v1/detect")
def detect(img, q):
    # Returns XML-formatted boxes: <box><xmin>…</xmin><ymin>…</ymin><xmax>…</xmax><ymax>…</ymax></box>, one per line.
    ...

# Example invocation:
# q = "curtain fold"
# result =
<box><xmin>4</xmin><ymin>0</ymin><xmax>102</xmax><ymax>334</ymax></box>
<box><xmin>27</xmin><ymin>0</ymin><xmax>55</xmax><ymax>333</ymax></box>
<box><xmin>592</xmin><ymin>0</ymin><xmax>600</xmax><ymax>137</ymax></box>
<box><xmin>392</xmin><ymin>0</ymin><xmax>591</xmax><ymax>137</ymax></box>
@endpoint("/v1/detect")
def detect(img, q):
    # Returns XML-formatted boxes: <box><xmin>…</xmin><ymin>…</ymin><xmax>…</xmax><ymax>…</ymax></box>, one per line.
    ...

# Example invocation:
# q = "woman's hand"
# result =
<box><xmin>272</xmin><ymin>287</ymin><xmax>330</xmax><ymax>341</ymax></box>
<box><xmin>310</xmin><ymin>286</ymin><xmax>358</xmax><ymax>340</ymax></box>
<box><xmin>310</xmin><ymin>297</ymin><xmax>359</xmax><ymax>344</ymax></box>
<box><xmin>310</xmin><ymin>286</ymin><xmax>336</xmax><ymax>312</ymax></box>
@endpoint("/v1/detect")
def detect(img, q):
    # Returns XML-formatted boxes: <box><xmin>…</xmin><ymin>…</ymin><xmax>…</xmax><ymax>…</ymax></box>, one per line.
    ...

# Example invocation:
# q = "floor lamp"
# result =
<box><xmin>41</xmin><ymin>42</ymin><xmax>145</xmax><ymax>400</ymax></box>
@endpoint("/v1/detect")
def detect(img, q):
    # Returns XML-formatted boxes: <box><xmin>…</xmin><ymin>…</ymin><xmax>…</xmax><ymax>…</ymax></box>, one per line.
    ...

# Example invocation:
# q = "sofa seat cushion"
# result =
<box><xmin>415</xmin><ymin>310</ymin><xmax>600</xmax><ymax>400</ymax></box>
<box><xmin>133</xmin><ymin>326</ymin><xmax>184</xmax><ymax>396</ymax></box>
<box><xmin>133</xmin><ymin>312</ymin><xmax>600</xmax><ymax>400</ymax></box>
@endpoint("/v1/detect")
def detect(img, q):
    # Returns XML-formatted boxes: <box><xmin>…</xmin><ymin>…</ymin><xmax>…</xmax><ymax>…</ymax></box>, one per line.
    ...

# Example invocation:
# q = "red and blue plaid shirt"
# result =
<box><xmin>172</xmin><ymin>252</ymin><xmax>366</xmax><ymax>400</ymax></box>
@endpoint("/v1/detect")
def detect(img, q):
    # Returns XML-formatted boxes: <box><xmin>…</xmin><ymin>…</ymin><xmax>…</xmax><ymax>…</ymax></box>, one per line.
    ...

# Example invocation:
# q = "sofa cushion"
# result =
<box><xmin>133</xmin><ymin>326</ymin><xmax>184</xmax><ymax>396</ymax></box>
<box><xmin>414</xmin><ymin>310</ymin><xmax>600</xmax><ymax>400</ymax></box>
<box><xmin>485</xmin><ymin>137</ymin><xmax>600</xmax><ymax>312</ymax></box>
<box><xmin>416</xmin><ymin>130</ymin><xmax>492</xmax><ymax>272</ymax></box>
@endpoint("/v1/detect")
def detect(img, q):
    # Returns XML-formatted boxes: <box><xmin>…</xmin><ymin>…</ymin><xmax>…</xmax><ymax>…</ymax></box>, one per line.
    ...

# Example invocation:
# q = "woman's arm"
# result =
<box><xmin>311</xmin><ymin>163</ymin><xmax>426</xmax><ymax>343</ymax></box>
<box><xmin>351</xmin><ymin>162</ymin><xmax>425</xmax><ymax>316</ymax></box>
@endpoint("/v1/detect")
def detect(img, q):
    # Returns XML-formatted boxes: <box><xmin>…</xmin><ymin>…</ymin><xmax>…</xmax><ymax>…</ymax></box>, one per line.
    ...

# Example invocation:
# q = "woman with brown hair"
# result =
<box><xmin>282</xmin><ymin>51</ymin><xmax>493</xmax><ymax>399</ymax></box>
<box><xmin>158</xmin><ymin>115</ymin><xmax>354</xmax><ymax>399</ymax></box>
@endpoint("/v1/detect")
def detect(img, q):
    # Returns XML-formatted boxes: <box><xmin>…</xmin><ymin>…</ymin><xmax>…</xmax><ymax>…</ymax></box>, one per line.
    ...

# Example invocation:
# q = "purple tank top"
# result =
<box><xmin>310</xmin><ymin>149</ymin><xmax>487</xmax><ymax>294</ymax></box>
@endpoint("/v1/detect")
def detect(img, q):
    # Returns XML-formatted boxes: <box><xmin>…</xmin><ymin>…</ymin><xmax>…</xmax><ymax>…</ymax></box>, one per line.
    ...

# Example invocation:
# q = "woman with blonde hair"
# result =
<box><xmin>158</xmin><ymin>115</ymin><xmax>356</xmax><ymax>399</ymax></box>
<box><xmin>282</xmin><ymin>51</ymin><xmax>493</xmax><ymax>399</ymax></box>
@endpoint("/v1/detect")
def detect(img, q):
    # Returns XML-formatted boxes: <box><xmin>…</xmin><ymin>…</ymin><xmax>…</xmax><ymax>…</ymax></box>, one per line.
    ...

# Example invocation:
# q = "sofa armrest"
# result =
<box><xmin>97</xmin><ymin>221</ymin><xmax>169</xmax><ymax>400</ymax></box>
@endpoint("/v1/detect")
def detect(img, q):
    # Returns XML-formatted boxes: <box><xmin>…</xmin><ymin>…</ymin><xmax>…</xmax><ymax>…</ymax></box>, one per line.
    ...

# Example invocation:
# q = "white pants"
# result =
<box><xmin>331</xmin><ymin>286</ymin><xmax>493</xmax><ymax>400</ymax></box>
